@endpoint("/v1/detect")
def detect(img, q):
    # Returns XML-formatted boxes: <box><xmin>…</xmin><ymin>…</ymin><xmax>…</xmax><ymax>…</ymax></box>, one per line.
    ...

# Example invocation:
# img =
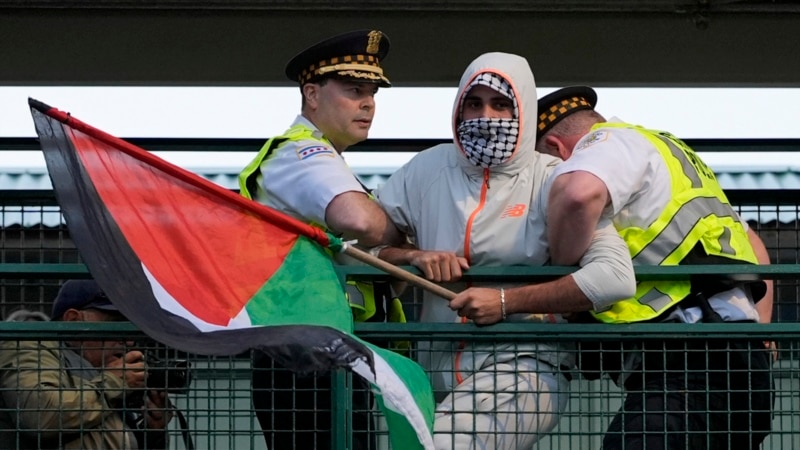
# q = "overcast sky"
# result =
<box><xmin>2</xmin><ymin>86</ymin><xmax>800</xmax><ymax>171</ymax></box>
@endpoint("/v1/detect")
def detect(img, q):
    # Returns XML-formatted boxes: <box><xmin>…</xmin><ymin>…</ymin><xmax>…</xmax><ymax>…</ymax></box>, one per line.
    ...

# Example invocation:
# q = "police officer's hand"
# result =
<box><xmin>107</xmin><ymin>350</ymin><xmax>146</xmax><ymax>389</ymax></box>
<box><xmin>765</xmin><ymin>341</ymin><xmax>778</xmax><ymax>362</ymax></box>
<box><xmin>408</xmin><ymin>250</ymin><xmax>469</xmax><ymax>282</ymax></box>
<box><xmin>449</xmin><ymin>287</ymin><xmax>504</xmax><ymax>325</ymax></box>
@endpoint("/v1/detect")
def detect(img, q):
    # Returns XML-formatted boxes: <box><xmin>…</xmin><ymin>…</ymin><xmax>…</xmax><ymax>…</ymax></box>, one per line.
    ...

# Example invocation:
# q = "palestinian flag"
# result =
<box><xmin>29</xmin><ymin>98</ymin><xmax>435</xmax><ymax>450</ymax></box>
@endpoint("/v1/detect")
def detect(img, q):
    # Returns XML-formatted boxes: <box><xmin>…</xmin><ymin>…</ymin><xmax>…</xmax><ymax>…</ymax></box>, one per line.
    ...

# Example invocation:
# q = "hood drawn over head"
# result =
<box><xmin>451</xmin><ymin>52</ymin><xmax>538</xmax><ymax>174</ymax></box>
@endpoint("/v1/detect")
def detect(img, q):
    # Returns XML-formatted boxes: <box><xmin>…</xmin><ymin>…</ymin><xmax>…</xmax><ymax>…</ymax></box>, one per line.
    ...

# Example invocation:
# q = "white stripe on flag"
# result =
<box><xmin>352</xmin><ymin>348</ymin><xmax>435</xmax><ymax>450</ymax></box>
<box><xmin>143</xmin><ymin>263</ymin><xmax>254</xmax><ymax>332</ymax></box>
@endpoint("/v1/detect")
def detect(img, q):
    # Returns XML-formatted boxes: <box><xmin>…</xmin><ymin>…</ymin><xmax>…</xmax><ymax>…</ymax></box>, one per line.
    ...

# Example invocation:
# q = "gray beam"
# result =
<box><xmin>1</xmin><ymin>8</ymin><xmax>798</xmax><ymax>87</ymax></box>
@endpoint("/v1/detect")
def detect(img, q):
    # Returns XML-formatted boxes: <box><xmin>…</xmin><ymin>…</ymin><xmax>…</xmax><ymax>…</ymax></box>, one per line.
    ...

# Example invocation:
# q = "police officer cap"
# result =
<box><xmin>537</xmin><ymin>86</ymin><xmax>597</xmax><ymax>139</ymax></box>
<box><xmin>285</xmin><ymin>29</ymin><xmax>391</xmax><ymax>87</ymax></box>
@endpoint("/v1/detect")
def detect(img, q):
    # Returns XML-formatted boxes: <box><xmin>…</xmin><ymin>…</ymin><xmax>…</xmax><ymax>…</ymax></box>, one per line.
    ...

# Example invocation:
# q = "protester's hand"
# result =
<box><xmin>408</xmin><ymin>250</ymin><xmax>469</xmax><ymax>282</ymax></box>
<box><xmin>107</xmin><ymin>350</ymin><xmax>146</xmax><ymax>389</ymax></box>
<box><xmin>449</xmin><ymin>287</ymin><xmax>504</xmax><ymax>325</ymax></box>
<box><xmin>143</xmin><ymin>390</ymin><xmax>173</xmax><ymax>429</ymax></box>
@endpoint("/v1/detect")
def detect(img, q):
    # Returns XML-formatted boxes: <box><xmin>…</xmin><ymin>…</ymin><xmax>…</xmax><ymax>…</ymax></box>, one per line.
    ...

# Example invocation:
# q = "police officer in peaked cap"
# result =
<box><xmin>241</xmin><ymin>29</ymin><xmax>405</xmax><ymax>450</ymax></box>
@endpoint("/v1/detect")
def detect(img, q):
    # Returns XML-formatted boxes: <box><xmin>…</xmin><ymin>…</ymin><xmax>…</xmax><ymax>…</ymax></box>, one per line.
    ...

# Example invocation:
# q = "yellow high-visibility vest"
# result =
<box><xmin>238</xmin><ymin>125</ymin><xmax>406</xmax><ymax>324</ymax></box>
<box><xmin>239</xmin><ymin>124</ymin><xmax>312</xmax><ymax>201</ymax></box>
<box><xmin>590</xmin><ymin>122</ymin><xmax>758</xmax><ymax>323</ymax></box>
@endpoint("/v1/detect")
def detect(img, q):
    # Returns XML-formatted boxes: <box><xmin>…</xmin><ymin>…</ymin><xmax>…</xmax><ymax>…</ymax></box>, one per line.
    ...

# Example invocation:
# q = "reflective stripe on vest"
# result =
<box><xmin>590</xmin><ymin>123</ymin><xmax>757</xmax><ymax>324</ymax></box>
<box><xmin>630</xmin><ymin>196</ymin><xmax>739</xmax><ymax>265</ymax></box>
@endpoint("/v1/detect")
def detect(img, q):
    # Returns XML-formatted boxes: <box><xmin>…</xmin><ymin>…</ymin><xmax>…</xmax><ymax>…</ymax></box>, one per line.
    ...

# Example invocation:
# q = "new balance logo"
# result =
<box><xmin>501</xmin><ymin>204</ymin><xmax>526</xmax><ymax>218</ymax></box>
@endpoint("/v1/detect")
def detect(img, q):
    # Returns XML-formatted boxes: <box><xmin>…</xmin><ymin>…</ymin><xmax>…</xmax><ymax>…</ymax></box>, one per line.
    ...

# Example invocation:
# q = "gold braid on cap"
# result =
<box><xmin>537</xmin><ymin>96</ymin><xmax>592</xmax><ymax>131</ymax></box>
<box><xmin>299</xmin><ymin>54</ymin><xmax>381</xmax><ymax>84</ymax></box>
<box><xmin>317</xmin><ymin>63</ymin><xmax>384</xmax><ymax>76</ymax></box>
<box><xmin>333</xmin><ymin>70</ymin><xmax>385</xmax><ymax>82</ymax></box>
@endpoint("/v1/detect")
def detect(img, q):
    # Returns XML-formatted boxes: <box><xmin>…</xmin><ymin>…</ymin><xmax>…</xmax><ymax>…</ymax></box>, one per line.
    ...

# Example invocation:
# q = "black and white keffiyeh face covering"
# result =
<box><xmin>457</xmin><ymin>73</ymin><xmax>520</xmax><ymax>168</ymax></box>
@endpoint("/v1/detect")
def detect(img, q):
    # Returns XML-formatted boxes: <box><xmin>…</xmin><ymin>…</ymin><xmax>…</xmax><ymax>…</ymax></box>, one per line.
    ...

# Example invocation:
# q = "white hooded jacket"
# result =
<box><xmin>376</xmin><ymin>53</ymin><xmax>633</xmax><ymax>392</ymax></box>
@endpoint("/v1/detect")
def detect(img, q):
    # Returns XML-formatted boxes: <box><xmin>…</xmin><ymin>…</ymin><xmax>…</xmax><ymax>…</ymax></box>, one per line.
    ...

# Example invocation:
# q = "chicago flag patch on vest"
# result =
<box><xmin>297</xmin><ymin>145</ymin><xmax>334</xmax><ymax>160</ymax></box>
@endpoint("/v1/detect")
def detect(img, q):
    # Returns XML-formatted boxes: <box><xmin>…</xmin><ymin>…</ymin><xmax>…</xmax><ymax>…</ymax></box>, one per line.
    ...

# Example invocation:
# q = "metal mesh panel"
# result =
<box><xmin>737</xmin><ymin>199</ymin><xmax>800</xmax><ymax>324</ymax></box>
<box><xmin>0</xmin><ymin>195</ymin><xmax>79</xmax><ymax>319</ymax></box>
<box><xmin>1</xmin><ymin>191</ymin><xmax>800</xmax><ymax>448</ymax></box>
<box><xmin>1</xmin><ymin>325</ymin><xmax>798</xmax><ymax>449</ymax></box>
<box><xmin>0</xmin><ymin>332</ymin><xmax>258</xmax><ymax>449</ymax></box>
<box><xmin>383</xmin><ymin>326</ymin><xmax>799</xmax><ymax>450</ymax></box>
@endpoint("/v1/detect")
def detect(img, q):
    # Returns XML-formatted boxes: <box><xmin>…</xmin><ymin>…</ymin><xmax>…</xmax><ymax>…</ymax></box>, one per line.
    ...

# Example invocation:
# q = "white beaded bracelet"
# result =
<box><xmin>499</xmin><ymin>288</ymin><xmax>507</xmax><ymax>320</ymax></box>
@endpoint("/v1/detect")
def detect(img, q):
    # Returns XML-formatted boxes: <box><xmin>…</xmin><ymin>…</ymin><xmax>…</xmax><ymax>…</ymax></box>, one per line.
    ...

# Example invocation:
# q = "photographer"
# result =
<box><xmin>0</xmin><ymin>280</ymin><xmax>173</xmax><ymax>449</ymax></box>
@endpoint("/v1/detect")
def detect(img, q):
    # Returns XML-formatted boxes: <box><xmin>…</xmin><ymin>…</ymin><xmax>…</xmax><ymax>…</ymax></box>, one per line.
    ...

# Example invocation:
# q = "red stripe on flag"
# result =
<box><xmin>64</xmin><ymin>128</ymin><xmax>298</xmax><ymax>326</ymax></box>
<box><xmin>34</xmin><ymin>102</ymin><xmax>333</xmax><ymax>248</ymax></box>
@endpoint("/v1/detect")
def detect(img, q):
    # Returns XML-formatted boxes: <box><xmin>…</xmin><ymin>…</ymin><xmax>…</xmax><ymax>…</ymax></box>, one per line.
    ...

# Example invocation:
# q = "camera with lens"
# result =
<box><xmin>144</xmin><ymin>350</ymin><xmax>192</xmax><ymax>394</ymax></box>
<box><xmin>124</xmin><ymin>342</ymin><xmax>192</xmax><ymax>409</ymax></box>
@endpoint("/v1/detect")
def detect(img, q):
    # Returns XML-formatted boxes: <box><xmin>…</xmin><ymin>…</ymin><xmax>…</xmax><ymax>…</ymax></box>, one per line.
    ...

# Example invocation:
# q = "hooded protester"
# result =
<box><xmin>375</xmin><ymin>52</ymin><xmax>635</xmax><ymax>450</ymax></box>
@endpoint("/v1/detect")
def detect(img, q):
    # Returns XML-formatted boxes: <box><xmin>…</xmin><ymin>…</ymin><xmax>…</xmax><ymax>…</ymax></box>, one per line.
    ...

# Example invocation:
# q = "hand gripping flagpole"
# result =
<box><xmin>341</xmin><ymin>242</ymin><xmax>458</xmax><ymax>300</ymax></box>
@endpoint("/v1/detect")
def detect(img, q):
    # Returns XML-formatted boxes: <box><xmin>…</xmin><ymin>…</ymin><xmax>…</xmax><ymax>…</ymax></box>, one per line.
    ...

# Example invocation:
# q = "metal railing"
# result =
<box><xmin>1</xmin><ymin>309</ymin><xmax>798</xmax><ymax>449</ymax></box>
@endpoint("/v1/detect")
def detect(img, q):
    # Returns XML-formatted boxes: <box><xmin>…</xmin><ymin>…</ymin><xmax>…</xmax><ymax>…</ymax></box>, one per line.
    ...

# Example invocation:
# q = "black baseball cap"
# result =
<box><xmin>51</xmin><ymin>280</ymin><xmax>119</xmax><ymax>320</ymax></box>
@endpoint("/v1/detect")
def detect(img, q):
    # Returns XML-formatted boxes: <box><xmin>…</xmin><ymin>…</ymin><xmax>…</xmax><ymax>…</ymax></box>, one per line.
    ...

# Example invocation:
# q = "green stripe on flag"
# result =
<box><xmin>244</xmin><ymin>237</ymin><xmax>435</xmax><ymax>448</ymax></box>
<box><xmin>359</xmin><ymin>341</ymin><xmax>435</xmax><ymax>450</ymax></box>
<box><xmin>244</xmin><ymin>236</ymin><xmax>353</xmax><ymax>332</ymax></box>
